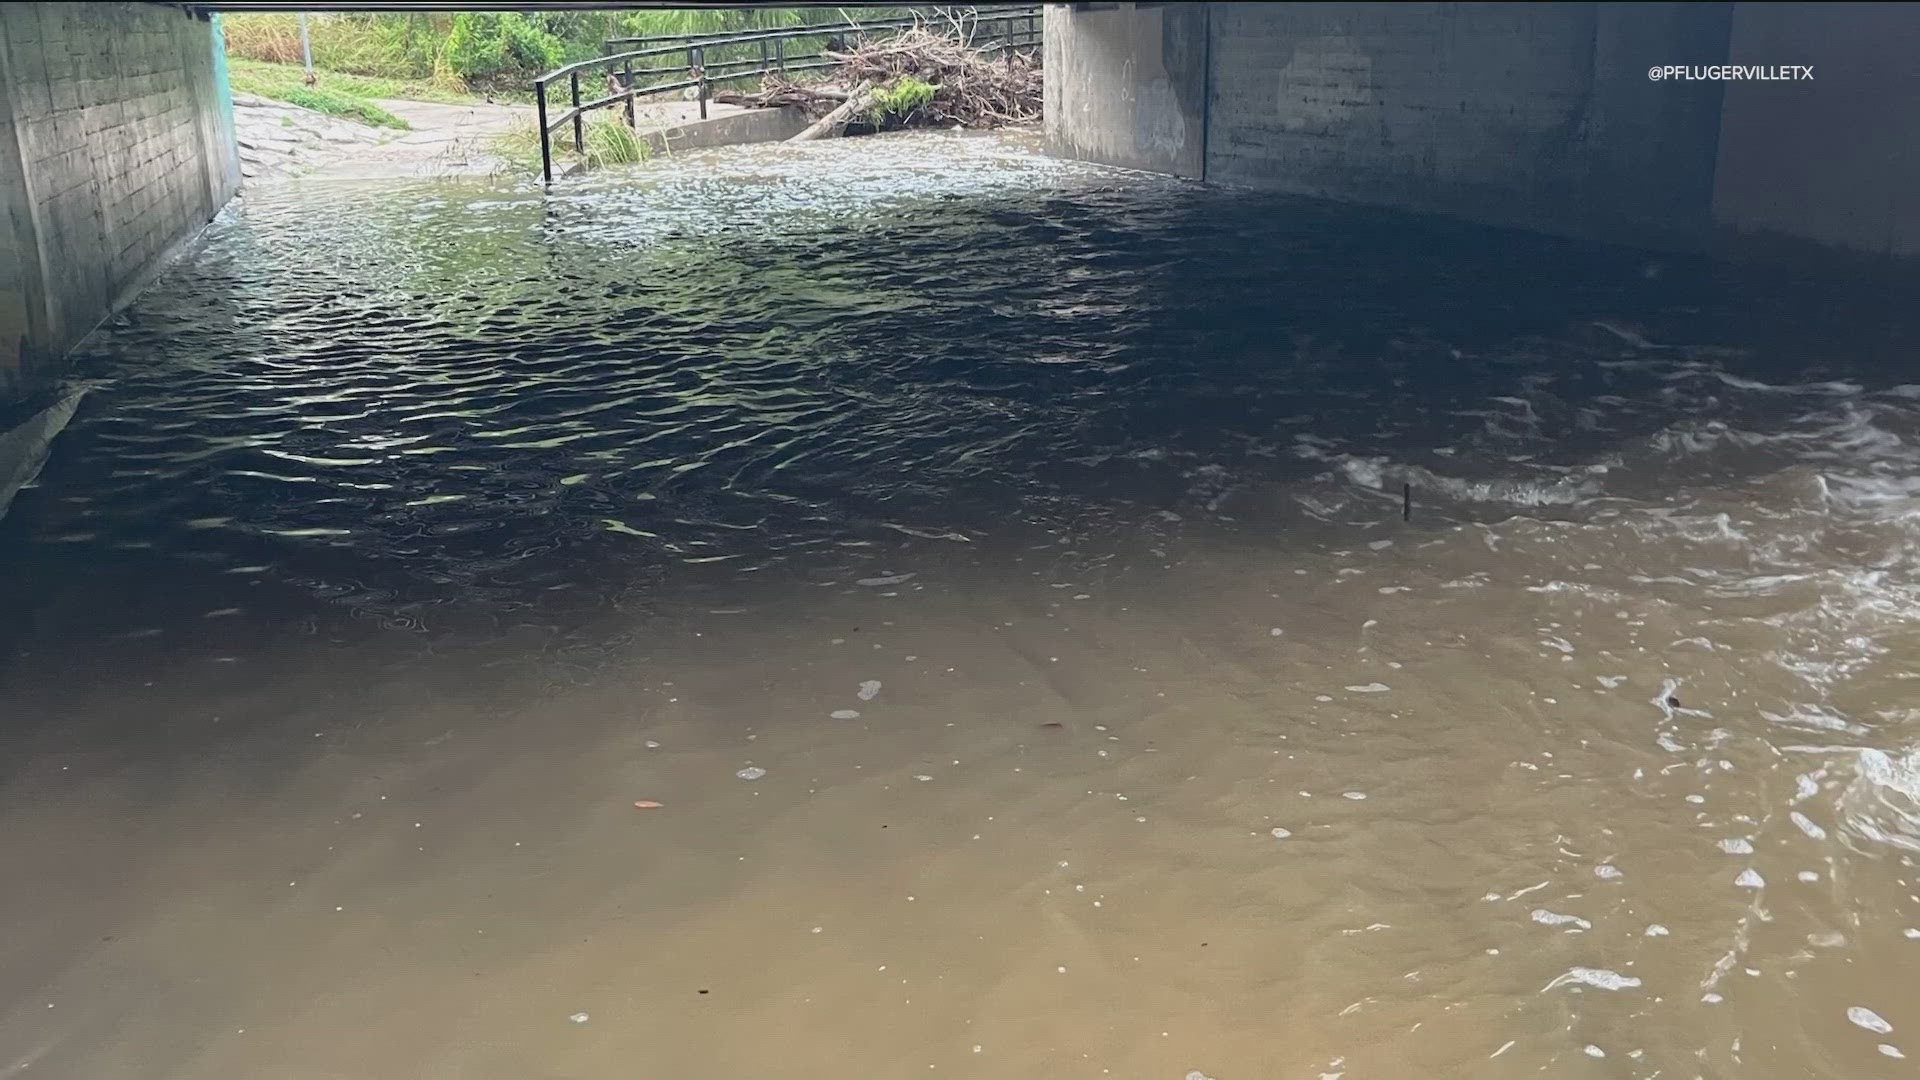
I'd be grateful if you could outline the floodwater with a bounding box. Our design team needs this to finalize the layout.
[2,130,1918,1079]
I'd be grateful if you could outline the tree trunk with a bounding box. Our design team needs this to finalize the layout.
[788,81,875,142]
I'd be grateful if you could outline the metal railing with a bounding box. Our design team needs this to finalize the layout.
[530,6,1042,184]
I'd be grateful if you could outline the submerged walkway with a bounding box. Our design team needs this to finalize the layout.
[234,94,755,182]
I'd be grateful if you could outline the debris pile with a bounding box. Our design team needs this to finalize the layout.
[714,26,1041,139]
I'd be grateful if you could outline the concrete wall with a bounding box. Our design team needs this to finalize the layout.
[639,105,810,158]
[1711,3,1920,261]
[0,2,239,408]
[1044,2,1208,178]
[1202,2,1731,247]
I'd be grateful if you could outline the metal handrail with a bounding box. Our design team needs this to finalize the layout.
[600,6,1040,51]
[603,15,917,52]
[530,6,1042,184]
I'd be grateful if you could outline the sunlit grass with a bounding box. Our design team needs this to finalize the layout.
[494,113,652,175]
[227,63,411,129]
[228,58,473,106]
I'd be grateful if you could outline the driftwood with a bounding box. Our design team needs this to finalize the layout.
[788,80,874,142]
[832,28,1041,128]
[714,26,1042,135]
[714,84,848,108]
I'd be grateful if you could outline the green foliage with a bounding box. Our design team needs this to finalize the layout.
[227,58,472,106]
[583,116,651,168]
[223,8,922,95]
[225,60,412,128]
[277,86,408,129]
[442,13,563,89]
[222,12,457,83]
[493,113,651,175]
[870,76,938,122]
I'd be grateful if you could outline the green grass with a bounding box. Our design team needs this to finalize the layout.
[227,57,476,108]
[494,113,652,175]
[869,76,938,123]
[228,60,423,128]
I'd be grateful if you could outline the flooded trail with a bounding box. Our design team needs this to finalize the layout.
[2,130,1919,1079]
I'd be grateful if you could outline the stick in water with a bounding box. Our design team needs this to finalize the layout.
[1403,482,1412,522]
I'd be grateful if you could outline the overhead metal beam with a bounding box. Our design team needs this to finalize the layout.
[185,1,1017,10]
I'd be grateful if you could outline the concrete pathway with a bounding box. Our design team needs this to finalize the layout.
[232,95,531,181]
[233,94,756,183]
[232,94,393,181]
[308,98,532,179]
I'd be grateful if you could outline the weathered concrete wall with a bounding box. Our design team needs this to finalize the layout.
[1712,3,1920,261]
[1203,2,1731,247]
[640,105,810,157]
[1044,3,1207,178]
[0,2,239,408]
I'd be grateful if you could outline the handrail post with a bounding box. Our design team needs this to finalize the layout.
[693,45,707,120]
[759,38,769,76]
[569,70,583,153]
[623,58,635,128]
[776,37,785,74]
[536,79,552,184]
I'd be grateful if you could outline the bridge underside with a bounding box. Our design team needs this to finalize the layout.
[176,2,969,11]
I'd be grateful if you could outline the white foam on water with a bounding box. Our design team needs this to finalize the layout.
[1530,909,1592,930]
[1848,1006,1893,1035]
[1543,967,1641,992]
[856,680,882,701]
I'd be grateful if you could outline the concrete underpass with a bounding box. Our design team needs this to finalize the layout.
[3,2,1915,431]
[3,4,1920,1078]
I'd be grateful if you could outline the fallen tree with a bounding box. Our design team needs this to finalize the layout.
[712,26,1042,137]
[787,80,875,142]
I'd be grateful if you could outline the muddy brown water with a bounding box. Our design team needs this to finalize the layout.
[3,131,1919,1078]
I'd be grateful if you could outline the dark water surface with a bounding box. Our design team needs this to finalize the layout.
[3,131,1919,1078]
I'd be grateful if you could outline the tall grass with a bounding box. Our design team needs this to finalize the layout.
[224,13,457,83]
[494,113,651,176]
[228,58,469,107]
[227,60,411,128]
[223,8,918,93]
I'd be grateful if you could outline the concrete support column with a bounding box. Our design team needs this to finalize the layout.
[1044,2,1209,179]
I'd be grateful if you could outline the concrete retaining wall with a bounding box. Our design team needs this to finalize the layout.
[1203,2,1730,247]
[638,105,811,157]
[0,2,239,408]
[1711,3,1920,262]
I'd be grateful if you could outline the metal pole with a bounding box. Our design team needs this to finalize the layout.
[776,37,785,75]
[694,45,707,120]
[570,70,583,153]
[298,12,314,80]
[623,59,635,128]
[536,80,552,184]
[760,38,769,76]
